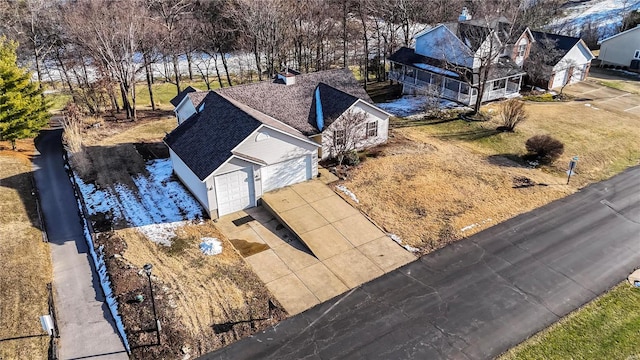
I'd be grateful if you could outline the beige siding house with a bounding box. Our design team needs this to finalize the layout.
[598,25,640,69]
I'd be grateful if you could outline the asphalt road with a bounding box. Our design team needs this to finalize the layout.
[33,129,128,359]
[204,166,640,359]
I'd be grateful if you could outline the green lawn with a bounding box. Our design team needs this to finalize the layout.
[501,283,640,360]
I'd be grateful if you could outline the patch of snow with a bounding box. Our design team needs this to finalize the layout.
[460,218,492,233]
[549,0,640,39]
[412,63,460,78]
[75,158,204,246]
[584,103,600,110]
[377,96,463,117]
[335,185,359,203]
[200,237,223,256]
[75,197,130,353]
[388,233,420,253]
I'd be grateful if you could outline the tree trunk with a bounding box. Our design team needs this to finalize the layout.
[186,51,194,81]
[143,53,156,111]
[342,0,348,68]
[357,4,369,90]
[172,55,181,94]
[120,83,131,119]
[213,55,222,89]
[220,51,232,86]
[253,39,262,81]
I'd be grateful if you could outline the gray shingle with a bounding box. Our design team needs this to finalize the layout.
[218,68,371,135]
[169,86,198,107]
[164,92,263,180]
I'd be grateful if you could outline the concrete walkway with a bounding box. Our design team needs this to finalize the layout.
[217,180,415,315]
[33,130,127,359]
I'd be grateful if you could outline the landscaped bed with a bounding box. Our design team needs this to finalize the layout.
[70,116,285,359]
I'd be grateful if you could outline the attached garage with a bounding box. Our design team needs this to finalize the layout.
[551,69,566,89]
[214,168,256,216]
[262,155,311,193]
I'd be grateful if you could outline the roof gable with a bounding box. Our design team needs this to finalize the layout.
[415,24,474,67]
[530,31,584,64]
[164,92,263,180]
[311,82,359,130]
[170,86,198,107]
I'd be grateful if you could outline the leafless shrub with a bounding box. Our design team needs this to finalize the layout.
[498,99,527,132]
[525,134,564,164]
[62,102,90,175]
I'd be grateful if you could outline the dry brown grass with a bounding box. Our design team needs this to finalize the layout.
[116,222,280,356]
[345,99,640,251]
[0,144,52,359]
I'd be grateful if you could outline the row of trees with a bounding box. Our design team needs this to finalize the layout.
[0,0,578,121]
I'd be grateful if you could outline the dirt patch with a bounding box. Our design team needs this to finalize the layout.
[0,144,52,359]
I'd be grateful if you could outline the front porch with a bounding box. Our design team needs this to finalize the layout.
[388,62,523,106]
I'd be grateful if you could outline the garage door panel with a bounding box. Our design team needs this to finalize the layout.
[215,168,255,216]
[262,156,310,193]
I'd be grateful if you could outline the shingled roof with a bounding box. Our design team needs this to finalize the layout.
[169,86,198,107]
[530,31,583,64]
[217,68,372,135]
[164,91,309,181]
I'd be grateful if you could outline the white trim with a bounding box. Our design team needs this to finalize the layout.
[414,24,440,40]
[598,25,640,45]
[260,124,321,147]
[352,99,394,118]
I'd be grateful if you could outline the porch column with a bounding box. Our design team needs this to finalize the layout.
[457,81,462,101]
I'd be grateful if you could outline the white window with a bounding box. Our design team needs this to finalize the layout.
[518,44,526,57]
[366,121,378,138]
[334,130,345,146]
[635,50,640,59]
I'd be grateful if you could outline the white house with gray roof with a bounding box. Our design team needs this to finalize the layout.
[165,69,390,218]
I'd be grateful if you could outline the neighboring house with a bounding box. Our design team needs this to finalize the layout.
[598,25,640,70]
[529,31,595,90]
[388,8,594,104]
[165,69,390,218]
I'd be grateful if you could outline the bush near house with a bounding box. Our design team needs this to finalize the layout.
[525,135,565,165]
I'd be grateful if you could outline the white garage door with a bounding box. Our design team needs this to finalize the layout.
[214,168,255,216]
[262,156,310,193]
[551,69,566,89]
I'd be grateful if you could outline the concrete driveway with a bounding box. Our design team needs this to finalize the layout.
[217,181,415,315]
[563,80,640,116]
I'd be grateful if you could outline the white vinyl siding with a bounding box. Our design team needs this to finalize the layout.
[262,156,311,193]
[168,149,208,211]
[599,27,640,67]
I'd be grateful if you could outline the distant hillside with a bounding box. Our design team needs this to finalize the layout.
[550,0,640,39]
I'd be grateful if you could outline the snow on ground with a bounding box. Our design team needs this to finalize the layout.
[336,184,360,204]
[389,233,420,253]
[76,158,204,246]
[377,95,462,117]
[550,0,640,39]
[200,238,223,256]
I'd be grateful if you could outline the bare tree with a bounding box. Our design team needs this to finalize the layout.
[65,0,148,120]
[523,36,562,89]
[326,109,370,165]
